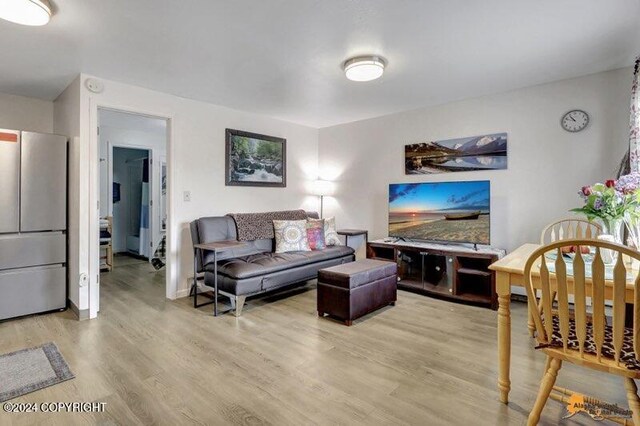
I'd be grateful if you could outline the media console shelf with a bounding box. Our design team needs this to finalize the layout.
[367,239,505,310]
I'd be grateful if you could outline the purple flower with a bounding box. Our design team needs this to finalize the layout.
[594,199,604,210]
[615,173,640,194]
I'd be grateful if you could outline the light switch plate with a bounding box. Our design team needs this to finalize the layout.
[183,191,191,202]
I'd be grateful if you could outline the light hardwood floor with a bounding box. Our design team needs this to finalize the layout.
[0,256,629,425]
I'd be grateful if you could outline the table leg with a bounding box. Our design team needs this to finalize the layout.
[213,250,218,316]
[193,248,198,308]
[496,270,511,404]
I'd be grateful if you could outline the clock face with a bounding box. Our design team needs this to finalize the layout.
[561,110,589,132]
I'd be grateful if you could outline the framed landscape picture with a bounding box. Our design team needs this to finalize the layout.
[225,129,286,187]
[405,132,507,174]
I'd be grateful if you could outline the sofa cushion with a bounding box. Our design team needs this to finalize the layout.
[274,220,311,253]
[323,217,341,246]
[229,209,308,241]
[207,253,354,296]
[206,245,354,280]
[193,216,270,265]
[197,216,237,242]
[306,219,326,250]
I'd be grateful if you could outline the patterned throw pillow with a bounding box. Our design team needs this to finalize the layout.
[306,219,326,250]
[273,220,311,253]
[323,217,341,246]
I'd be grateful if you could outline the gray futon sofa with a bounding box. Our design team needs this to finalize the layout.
[190,211,355,316]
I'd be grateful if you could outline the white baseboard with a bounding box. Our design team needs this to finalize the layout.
[175,287,190,299]
[511,286,526,297]
[175,277,213,299]
[69,299,90,320]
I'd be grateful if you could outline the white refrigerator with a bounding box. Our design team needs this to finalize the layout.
[0,129,68,321]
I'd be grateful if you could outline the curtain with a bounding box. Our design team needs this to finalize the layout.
[630,57,640,172]
[138,159,150,257]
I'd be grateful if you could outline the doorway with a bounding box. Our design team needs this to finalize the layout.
[97,108,168,311]
[112,147,151,258]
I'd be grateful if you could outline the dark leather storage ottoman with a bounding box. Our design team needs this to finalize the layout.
[317,259,397,326]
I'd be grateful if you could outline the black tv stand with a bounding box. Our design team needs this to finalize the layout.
[366,239,505,310]
[385,237,408,243]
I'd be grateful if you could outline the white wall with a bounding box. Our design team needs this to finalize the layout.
[53,77,90,314]
[0,92,53,133]
[73,73,319,316]
[318,67,632,253]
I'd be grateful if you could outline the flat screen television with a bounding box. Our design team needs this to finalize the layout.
[388,180,490,245]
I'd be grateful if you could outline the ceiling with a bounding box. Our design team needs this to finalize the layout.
[1,0,638,128]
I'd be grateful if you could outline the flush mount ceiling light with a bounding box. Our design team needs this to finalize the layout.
[0,0,52,26]
[343,56,386,82]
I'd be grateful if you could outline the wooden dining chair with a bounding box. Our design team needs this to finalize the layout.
[540,218,602,245]
[524,239,640,425]
[526,219,604,336]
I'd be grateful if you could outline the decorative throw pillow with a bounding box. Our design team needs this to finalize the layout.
[323,216,341,246]
[306,219,326,250]
[273,220,311,253]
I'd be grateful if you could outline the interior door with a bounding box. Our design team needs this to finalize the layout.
[0,129,20,234]
[20,132,67,232]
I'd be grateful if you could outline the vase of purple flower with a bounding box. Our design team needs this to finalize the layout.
[602,217,625,245]
[572,180,626,246]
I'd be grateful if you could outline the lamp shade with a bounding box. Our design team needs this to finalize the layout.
[0,0,52,26]
[310,179,334,196]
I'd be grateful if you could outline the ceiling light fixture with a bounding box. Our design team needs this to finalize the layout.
[343,56,386,82]
[0,0,52,26]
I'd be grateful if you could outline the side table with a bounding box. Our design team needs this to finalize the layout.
[337,229,368,249]
[192,240,246,316]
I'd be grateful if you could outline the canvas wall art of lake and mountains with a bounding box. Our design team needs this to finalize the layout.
[388,181,490,245]
[405,132,507,174]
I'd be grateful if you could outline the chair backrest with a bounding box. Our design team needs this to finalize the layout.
[540,218,602,244]
[524,239,640,368]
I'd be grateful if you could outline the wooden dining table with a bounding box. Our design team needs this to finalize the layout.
[488,242,637,404]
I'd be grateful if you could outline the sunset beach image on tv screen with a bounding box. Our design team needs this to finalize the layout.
[388,181,490,244]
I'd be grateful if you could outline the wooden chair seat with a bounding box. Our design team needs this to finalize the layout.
[541,347,640,379]
[542,315,640,371]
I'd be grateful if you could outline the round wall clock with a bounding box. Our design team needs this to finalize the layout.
[561,109,589,132]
